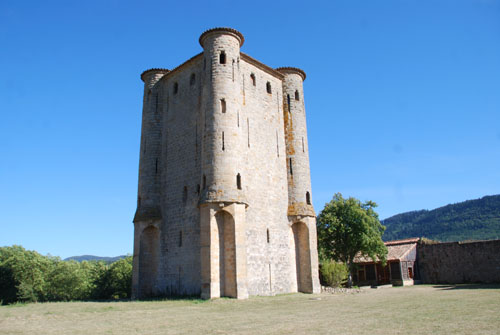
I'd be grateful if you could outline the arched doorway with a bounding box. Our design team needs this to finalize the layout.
[292,222,312,293]
[139,225,160,298]
[215,211,236,297]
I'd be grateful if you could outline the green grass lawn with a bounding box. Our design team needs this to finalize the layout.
[1,284,499,334]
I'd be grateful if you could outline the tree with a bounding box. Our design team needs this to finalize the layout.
[0,245,53,303]
[92,256,132,300]
[44,259,94,301]
[317,193,387,287]
[106,256,132,299]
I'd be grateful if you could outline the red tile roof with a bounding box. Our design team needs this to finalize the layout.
[354,238,419,263]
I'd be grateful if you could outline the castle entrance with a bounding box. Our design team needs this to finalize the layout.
[138,225,160,297]
[292,222,312,293]
[215,211,237,298]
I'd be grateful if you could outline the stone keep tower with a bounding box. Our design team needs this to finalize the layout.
[132,28,321,299]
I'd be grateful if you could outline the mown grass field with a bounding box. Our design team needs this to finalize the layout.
[1,284,499,335]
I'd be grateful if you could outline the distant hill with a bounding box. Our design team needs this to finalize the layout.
[382,195,500,242]
[64,255,128,263]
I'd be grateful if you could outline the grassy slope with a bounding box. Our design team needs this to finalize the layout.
[1,285,499,335]
[382,195,500,241]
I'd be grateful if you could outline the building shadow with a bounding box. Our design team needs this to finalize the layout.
[433,284,500,290]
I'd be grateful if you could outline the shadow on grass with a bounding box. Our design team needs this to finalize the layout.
[132,295,207,304]
[1,295,222,306]
[433,284,500,290]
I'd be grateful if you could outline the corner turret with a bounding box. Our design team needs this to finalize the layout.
[134,68,169,222]
[198,28,247,205]
[277,67,315,217]
[198,27,249,300]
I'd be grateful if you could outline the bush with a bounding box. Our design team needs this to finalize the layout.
[319,259,348,287]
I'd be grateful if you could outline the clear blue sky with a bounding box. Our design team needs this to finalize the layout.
[1,0,499,258]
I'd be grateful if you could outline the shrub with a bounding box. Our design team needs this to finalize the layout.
[319,259,348,287]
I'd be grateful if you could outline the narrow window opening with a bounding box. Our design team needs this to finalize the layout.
[276,131,279,157]
[219,51,226,64]
[237,173,242,190]
[232,59,235,82]
[183,186,188,203]
[220,98,226,113]
[242,76,246,104]
[250,73,256,86]
[155,158,158,174]
[222,132,225,151]
[302,137,305,153]
[197,184,200,194]
[295,90,300,101]
[266,82,272,94]
[203,175,206,189]
[237,111,240,127]
[289,158,293,175]
[190,73,196,85]
[174,82,178,94]
[247,118,250,148]
[287,94,291,112]
[179,231,183,247]
[306,191,311,205]
[266,229,270,243]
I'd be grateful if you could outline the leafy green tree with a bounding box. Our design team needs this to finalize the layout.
[0,245,53,303]
[107,256,132,299]
[0,246,22,304]
[317,193,387,287]
[92,257,132,300]
[44,259,94,301]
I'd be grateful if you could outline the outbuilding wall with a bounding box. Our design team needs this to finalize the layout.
[417,240,500,284]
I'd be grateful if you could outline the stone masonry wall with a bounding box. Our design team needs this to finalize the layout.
[238,59,293,295]
[158,58,204,296]
[417,240,500,284]
[133,28,321,298]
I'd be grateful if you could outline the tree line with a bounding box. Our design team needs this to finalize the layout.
[0,245,132,305]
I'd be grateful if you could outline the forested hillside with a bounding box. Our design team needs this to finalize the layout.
[64,255,127,263]
[382,195,500,242]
